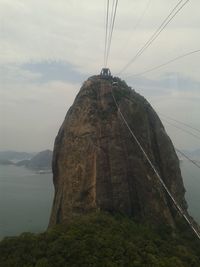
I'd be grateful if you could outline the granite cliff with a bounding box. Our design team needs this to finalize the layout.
[49,76,188,227]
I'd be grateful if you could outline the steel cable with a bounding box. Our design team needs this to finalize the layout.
[118,0,190,74]
[104,0,110,67]
[105,0,119,67]
[111,87,200,240]
[126,49,200,78]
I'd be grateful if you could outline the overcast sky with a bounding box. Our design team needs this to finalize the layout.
[0,0,200,152]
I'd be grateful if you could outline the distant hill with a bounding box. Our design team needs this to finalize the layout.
[15,160,30,167]
[0,151,34,161]
[0,150,53,171]
[16,150,53,170]
[0,159,14,165]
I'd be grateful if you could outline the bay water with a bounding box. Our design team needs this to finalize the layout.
[0,161,199,239]
[0,165,54,239]
[180,160,200,223]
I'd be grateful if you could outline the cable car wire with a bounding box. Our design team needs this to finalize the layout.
[125,49,200,78]
[111,87,200,240]
[106,0,115,65]
[159,113,200,134]
[104,0,110,67]
[176,148,200,169]
[132,0,151,33]
[163,119,200,141]
[118,0,189,74]
[117,0,190,74]
[105,0,119,67]
[119,0,151,56]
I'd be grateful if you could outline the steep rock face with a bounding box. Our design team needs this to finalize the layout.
[49,76,187,227]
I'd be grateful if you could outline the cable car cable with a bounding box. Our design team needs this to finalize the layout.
[125,49,200,78]
[105,0,119,67]
[176,148,200,169]
[163,119,200,141]
[159,113,200,134]
[111,87,200,240]
[104,0,110,67]
[117,0,151,57]
[117,0,190,74]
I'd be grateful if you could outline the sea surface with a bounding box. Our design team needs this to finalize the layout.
[0,165,54,239]
[0,161,199,239]
[181,160,200,224]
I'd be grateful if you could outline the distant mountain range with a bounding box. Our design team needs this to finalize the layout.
[0,150,53,171]
[0,151,34,161]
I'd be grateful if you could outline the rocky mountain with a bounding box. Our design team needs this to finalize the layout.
[49,76,188,228]
[1,76,200,267]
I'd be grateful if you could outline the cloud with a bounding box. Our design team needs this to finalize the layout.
[0,59,84,151]
[22,61,86,84]
[0,0,200,151]
[126,72,200,99]
[0,79,80,151]
[0,0,105,74]
[1,0,200,75]
[0,64,41,85]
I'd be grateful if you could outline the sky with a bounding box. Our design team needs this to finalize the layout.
[0,0,200,152]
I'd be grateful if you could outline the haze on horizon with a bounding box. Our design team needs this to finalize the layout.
[0,0,200,152]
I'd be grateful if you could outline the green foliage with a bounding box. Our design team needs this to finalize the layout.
[0,212,200,267]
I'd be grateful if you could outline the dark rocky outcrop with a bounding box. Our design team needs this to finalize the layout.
[49,76,188,228]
